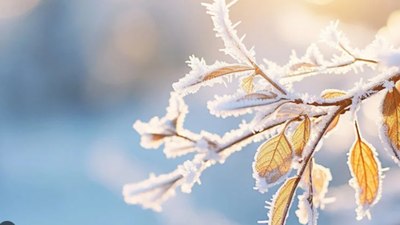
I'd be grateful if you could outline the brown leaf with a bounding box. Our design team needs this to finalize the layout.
[291,115,311,157]
[382,85,400,160]
[254,130,293,185]
[348,122,382,220]
[268,177,298,225]
[203,65,254,81]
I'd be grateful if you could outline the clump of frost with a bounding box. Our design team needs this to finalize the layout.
[382,80,395,91]
[295,193,318,225]
[178,158,210,193]
[319,20,349,49]
[173,56,253,95]
[133,92,188,149]
[207,91,281,118]
[164,136,197,158]
[123,171,182,212]
[202,0,256,64]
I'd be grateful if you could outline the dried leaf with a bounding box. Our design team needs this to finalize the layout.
[348,122,382,220]
[268,177,298,225]
[254,130,293,185]
[382,86,400,160]
[204,65,254,81]
[321,90,346,133]
[173,57,255,95]
[291,115,311,157]
[241,74,255,93]
[321,90,346,99]
[289,63,317,75]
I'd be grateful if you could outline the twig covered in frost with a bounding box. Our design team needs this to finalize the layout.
[124,0,400,224]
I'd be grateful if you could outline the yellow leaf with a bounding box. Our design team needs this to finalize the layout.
[241,75,254,94]
[321,90,346,133]
[254,131,293,185]
[382,85,400,160]
[326,115,340,134]
[203,65,254,81]
[291,115,311,157]
[268,177,298,225]
[348,122,382,220]
[321,89,346,99]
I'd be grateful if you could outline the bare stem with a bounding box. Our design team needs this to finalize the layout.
[254,66,287,95]
[283,47,378,79]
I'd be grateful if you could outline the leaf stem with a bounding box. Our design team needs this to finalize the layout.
[354,121,361,140]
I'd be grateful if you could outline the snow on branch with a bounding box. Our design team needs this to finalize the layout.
[207,90,281,118]
[133,92,189,149]
[123,170,183,212]
[202,0,256,64]
[126,0,400,224]
[123,155,214,211]
[173,55,254,95]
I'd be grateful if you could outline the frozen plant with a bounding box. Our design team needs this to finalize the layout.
[123,0,400,224]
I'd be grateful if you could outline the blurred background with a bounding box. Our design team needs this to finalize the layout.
[1,0,400,224]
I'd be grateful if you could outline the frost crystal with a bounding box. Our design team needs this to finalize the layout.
[123,171,182,212]
[320,21,349,48]
[178,159,206,193]
[173,56,253,95]
[295,193,318,225]
[133,92,188,149]
[202,0,256,64]
[208,91,280,118]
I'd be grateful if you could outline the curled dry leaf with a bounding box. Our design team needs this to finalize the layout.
[254,130,293,186]
[267,177,298,225]
[291,115,311,158]
[241,74,255,93]
[382,85,400,160]
[348,122,382,220]
[321,90,346,133]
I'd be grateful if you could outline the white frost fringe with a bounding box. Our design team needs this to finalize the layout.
[202,0,256,64]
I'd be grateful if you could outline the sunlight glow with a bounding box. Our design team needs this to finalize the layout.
[305,0,334,5]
